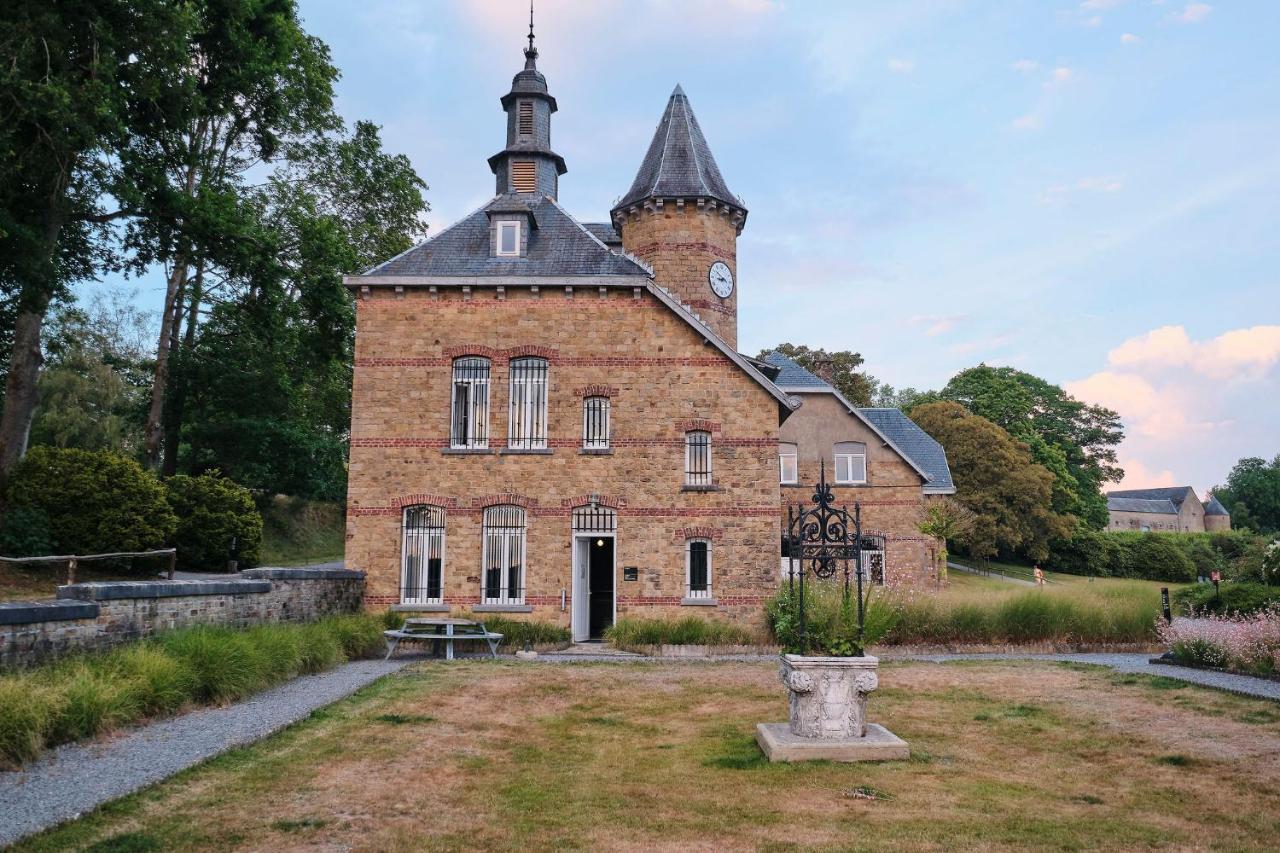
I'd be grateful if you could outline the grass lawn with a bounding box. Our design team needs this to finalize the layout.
[18,660,1280,851]
[258,498,344,567]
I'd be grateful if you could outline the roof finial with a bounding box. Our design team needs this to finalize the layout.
[524,0,538,68]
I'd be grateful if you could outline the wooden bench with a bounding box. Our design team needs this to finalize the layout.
[384,617,503,660]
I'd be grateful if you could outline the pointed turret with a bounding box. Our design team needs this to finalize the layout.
[487,5,566,198]
[612,85,746,347]
[612,85,746,223]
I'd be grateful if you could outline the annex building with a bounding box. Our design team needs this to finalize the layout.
[1106,487,1230,533]
[343,30,951,638]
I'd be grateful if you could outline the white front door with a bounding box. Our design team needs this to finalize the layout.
[571,536,591,642]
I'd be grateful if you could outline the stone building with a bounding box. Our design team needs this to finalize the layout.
[1105,486,1230,533]
[763,353,954,581]
[342,29,951,636]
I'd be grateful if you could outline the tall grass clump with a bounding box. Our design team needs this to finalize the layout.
[606,616,759,651]
[454,614,571,650]
[767,581,898,655]
[0,613,386,769]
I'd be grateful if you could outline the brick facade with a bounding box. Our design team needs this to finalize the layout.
[345,286,784,630]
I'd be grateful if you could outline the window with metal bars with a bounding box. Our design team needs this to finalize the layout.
[582,396,610,449]
[401,506,445,604]
[685,430,712,486]
[508,357,548,449]
[511,160,536,193]
[450,357,490,449]
[572,504,617,533]
[517,100,534,137]
[686,539,712,598]
[482,505,525,604]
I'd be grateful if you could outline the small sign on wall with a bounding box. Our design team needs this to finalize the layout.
[623,566,639,581]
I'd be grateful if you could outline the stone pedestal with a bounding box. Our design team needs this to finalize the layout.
[756,654,908,762]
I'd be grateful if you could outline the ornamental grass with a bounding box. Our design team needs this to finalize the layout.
[0,613,385,769]
[605,616,760,651]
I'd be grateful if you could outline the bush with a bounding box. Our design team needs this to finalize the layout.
[766,582,898,656]
[0,505,53,557]
[165,473,263,571]
[0,613,386,768]
[3,446,176,558]
[1050,529,1265,583]
[1173,582,1280,616]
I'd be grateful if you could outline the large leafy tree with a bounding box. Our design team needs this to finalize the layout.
[910,402,1072,561]
[760,343,879,406]
[0,0,185,483]
[937,365,1123,529]
[175,122,428,498]
[1213,456,1280,534]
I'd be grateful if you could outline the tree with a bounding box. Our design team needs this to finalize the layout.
[0,0,185,482]
[910,402,1072,561]
[917,498,976,583]
[939,365,1123,528]
[760,343,879,406]
[874,384,937,411]
[1214,456,1280,533]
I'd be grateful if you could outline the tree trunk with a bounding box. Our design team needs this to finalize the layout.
[161,264,204,476]
[0,307,49,478]
[144,260,188,469]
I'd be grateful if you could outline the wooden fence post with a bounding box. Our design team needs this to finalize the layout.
[168,550,177,580]
[67,557,78,586]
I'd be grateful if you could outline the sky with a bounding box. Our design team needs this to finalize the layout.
[106,0,1280,496]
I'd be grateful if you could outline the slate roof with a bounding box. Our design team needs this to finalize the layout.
[362,195,649,279]
[1107,497,1179,515]
[582,222,621,246]
[1204,495,1230,516]
[859,409,956,495]
[762,352,953,493]
[612,85,744,214]
[1106,486,1196,509]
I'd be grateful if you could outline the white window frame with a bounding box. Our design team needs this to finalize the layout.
[583,396,610,449]
[401,506,445,605]
[685,430,712,486]
[834,442,867,485]
[508,357,548,449]
[685,539,712,599]
[450,357,490,449]
[779,443,798,484]
[496,220,521,257]
[481,506,526,605]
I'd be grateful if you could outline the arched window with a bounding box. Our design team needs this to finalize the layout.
[583,396,610,449]
[402,506,445,604]
[482,505,526,604]
[508,357,548,449]
[778,442,798,484]
[685,430,712,486]
[834,441,867,485]
[686,539,712,599]
[450,357,490,449]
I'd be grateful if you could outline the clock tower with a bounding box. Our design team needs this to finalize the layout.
[612,85,747,347]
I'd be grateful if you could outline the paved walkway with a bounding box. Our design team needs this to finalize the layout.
[0,657,414,847]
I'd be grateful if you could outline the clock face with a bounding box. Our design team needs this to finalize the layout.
[709,261,734,298]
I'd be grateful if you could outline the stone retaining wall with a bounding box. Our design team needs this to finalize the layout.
[0,567,364,669]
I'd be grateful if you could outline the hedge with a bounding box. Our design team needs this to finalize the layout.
[1046,529,1262,583]
[165,474,263,571]
[1173,582,1280,616]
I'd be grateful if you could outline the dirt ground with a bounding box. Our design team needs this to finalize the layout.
[18,659,1280,852]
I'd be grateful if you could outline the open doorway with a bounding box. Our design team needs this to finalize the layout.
[571,505,617,642]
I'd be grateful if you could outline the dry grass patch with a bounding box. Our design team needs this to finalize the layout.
[15,660,1280,852]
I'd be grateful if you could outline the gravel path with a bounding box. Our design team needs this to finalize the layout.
[0,658,413,847]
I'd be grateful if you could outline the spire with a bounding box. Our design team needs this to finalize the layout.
[612,85,745,218]
[524,0,538,69]
[488,2,565,197]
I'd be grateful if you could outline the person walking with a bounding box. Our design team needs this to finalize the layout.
[1033,564,1045,586]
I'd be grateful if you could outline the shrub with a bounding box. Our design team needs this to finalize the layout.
[165,473,263,571]
[0,505,53,557]
[765,581,898,656]
[607,616,758,651]
[1159,605,1280,674]
[3,446,176,558]
[1173,582,1280,616]
[1108,533,1196,582]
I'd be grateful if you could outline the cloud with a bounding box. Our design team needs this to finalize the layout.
[1108,325,1280,381]
[1081,0,1126,9]
[1038,175,1125,203]
[1011,112,1042,131]
[1174,3,1213,23]
[908,314,967,337]
[1045,66,1074,89]
[1121,32,1141,43]
[1012,59,1040,73]
[1082,15,1103,28]
[887,58,915,74]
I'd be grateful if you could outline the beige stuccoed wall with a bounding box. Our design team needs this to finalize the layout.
[778,392,939,583]
[1204,513,1231,532]
[345,286,782,627]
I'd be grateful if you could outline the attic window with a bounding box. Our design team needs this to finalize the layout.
[518,101,534,137]
[497,221,521,256]
[511,160,537,193]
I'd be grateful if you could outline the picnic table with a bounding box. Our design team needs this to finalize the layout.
[384,617,503,661]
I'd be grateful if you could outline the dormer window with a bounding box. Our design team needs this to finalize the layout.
[497,220,521,256]
[511,160,537,193]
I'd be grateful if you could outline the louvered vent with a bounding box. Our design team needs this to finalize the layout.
[511,161,537,193]
[518,101,534,136]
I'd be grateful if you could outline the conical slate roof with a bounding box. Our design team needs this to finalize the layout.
[1204,495,1230,516]
[613,85,744,214]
